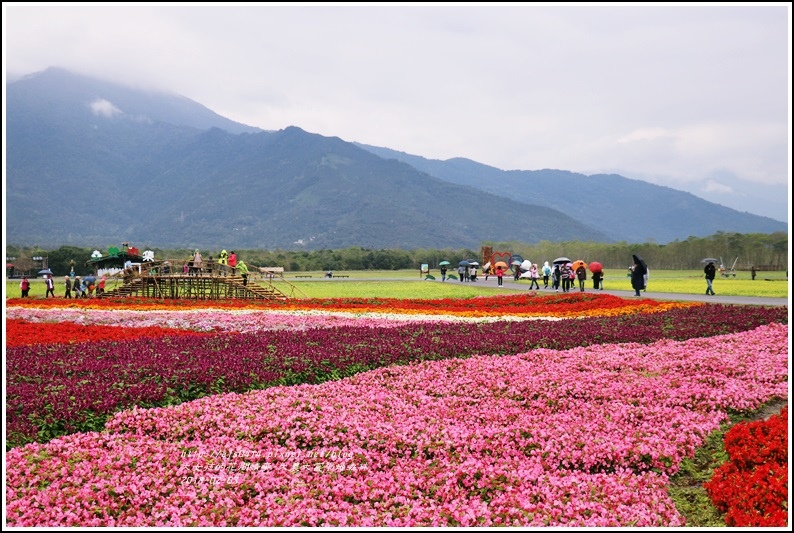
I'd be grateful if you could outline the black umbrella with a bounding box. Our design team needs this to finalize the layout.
[38,269,53,276]
[553,257,571,265]
[701,257,719,264]
[632,254,647,270]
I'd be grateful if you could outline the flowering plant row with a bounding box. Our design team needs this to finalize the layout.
[704,405,788,526]
[5,323,788,527]
[5,299,784,346]
[6,292,694,318]
[6,304,786,449]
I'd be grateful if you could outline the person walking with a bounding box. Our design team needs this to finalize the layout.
[552,264,561,292]
[631,255,647,296]
[64,276,72,298]
[751,266,757,280]
[528,264,540,290]
[236,259,250,286]
[458,264,465,282]
[19,276,30,298]
[75,276,86,298]
[228,251,237,275]
[576,264,587,292]
[561,263,572,293]
[218,250,229,276]
[440,264,447,282]
[45,274,56,298]
[542,261,551,289]
[704,261,717,295]
[496,266,504,287]
[192,249,203,276]
[591,270,603,290]
[96,275,107,296]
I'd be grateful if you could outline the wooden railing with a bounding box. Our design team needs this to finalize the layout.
[96,259,306,300]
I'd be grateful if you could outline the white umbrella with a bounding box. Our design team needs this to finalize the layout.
[520,259,532,271]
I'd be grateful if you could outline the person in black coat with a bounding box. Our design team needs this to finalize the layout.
[704,261,716,295]
[631,255,647,296]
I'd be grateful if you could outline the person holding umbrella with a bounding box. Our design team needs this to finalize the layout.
[83,275,97,298]
[589,262,604,290]
[439,261,449,282]
[44,274,56,298]
[631,254,647,296]
[575,262,587,292]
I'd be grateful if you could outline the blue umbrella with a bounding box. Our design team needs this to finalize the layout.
[458,260,469,267]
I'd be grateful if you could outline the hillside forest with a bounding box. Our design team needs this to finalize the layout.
[5,231,788,278]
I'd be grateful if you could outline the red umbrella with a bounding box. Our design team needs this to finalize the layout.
[588,261,603,273]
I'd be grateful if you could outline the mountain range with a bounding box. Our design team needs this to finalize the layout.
[5,67,787,251]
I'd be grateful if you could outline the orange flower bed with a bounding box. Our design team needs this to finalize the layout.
[6,292,698,318]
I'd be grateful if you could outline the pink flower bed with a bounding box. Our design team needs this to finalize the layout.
[6,323,788,527]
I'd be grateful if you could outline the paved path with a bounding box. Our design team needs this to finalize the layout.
[435,276,789,307]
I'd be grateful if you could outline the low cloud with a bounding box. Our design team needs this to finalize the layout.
[89,98,122,118]
[702,180,734,194]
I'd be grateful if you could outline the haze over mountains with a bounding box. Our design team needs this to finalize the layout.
[5,68,787,251]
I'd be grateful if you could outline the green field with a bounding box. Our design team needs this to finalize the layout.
[271,268,789,299]
[7,269,788,300]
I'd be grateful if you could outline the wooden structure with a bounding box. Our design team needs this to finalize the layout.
[98,260,303,301]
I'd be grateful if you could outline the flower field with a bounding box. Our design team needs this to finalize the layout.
[4,292,789,526]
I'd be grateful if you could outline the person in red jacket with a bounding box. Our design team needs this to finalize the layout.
[19,276,30,297]
[228,251,237,275]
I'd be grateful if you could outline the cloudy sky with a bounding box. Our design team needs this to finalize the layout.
[4,3,791,222]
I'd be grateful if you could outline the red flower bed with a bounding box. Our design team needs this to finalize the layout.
[5,319,213,347]
[704,405,788,526]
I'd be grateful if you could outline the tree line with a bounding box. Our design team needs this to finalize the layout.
[5,231,788,277]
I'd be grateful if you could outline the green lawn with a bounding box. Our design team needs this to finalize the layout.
[6,269,789,300]
[274,268,789,299]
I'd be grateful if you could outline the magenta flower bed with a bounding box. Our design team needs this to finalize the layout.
[5,322,788,527]
[6,305,786,448]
